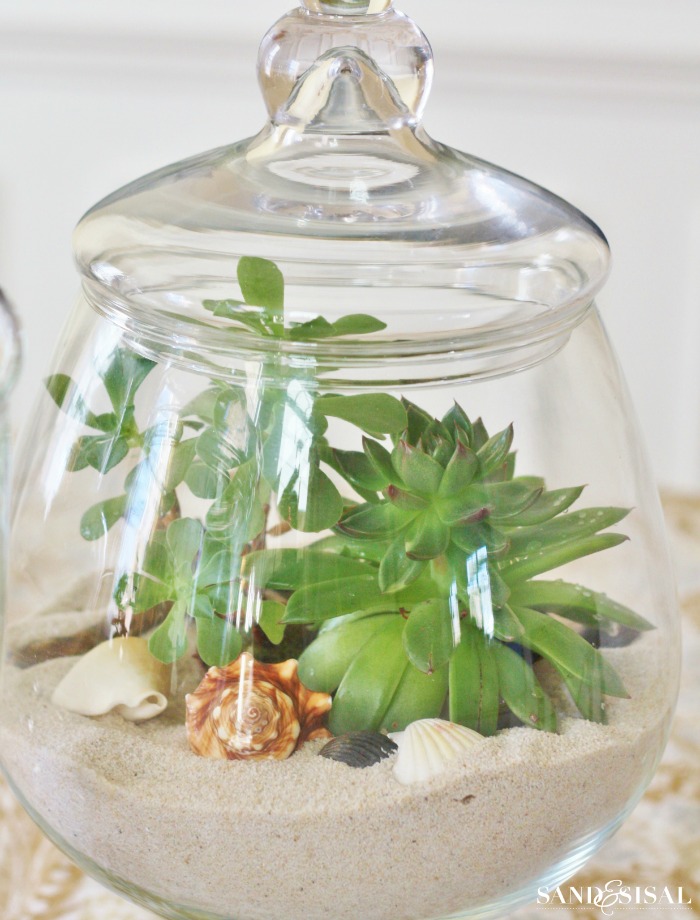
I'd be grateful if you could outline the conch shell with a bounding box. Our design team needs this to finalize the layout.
[390,718,484,784]
[186,653,331,761]
[51,637,170,722]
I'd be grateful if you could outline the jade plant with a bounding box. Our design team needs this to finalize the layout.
[45,256,653,738]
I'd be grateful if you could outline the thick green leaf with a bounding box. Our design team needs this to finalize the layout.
[483,480,544,520]
[330,448,390,492]
[492,642,558,731]
[378,535,426,592]
[80,494,128,541]
[448,630,500,735]
[316,394,407,435]
[258,601,286,645]
[402,398,435,444]
[238,256,284,311]
[504,486,585,526]
[195,614,242,667]
[363,437,400,485]
[382,661,449,733]
[499,533,629,583]
[391,440,444,495]
[336,501,410,539]
[450,521,510,556]
[437,441,478,498]
[403,598,457,674]
[329,616,407,734]
[405,511,450,560]
[508,580,653,633]
[512,606,629,699]
[298,612,395,692]
[476,424,513,476]
[242,548,376,591]
[385,485,429,513]
[148,604,189,664]
[278,466,344,533]
[100,348,156,412]
[441,403,474,443]
[471,418,490,451]
[506,507,630,556]
[282,574,387,624]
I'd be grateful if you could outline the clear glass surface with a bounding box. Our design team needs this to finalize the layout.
[0,2,679,919]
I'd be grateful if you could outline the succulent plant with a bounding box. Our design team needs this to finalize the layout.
[45,256,653,737]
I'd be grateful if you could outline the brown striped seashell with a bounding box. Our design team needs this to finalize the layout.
[185,653,332,761]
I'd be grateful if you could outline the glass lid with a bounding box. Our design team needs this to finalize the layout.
[72,0,610,371]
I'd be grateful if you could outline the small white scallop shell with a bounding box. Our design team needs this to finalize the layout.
[52,637,170,722]
[389,718,484,785]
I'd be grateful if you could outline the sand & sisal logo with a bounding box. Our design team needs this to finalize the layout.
[537,880,693,916]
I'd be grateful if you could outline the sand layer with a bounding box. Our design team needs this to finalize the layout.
[0,637,674,920]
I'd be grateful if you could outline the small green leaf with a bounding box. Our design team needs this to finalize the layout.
[391,441,444,495]
[195,427,246,474]
[316,394,408,436]
[195,615,242,667]
[203,300,267,335]
[164,439,197,492]
[329,617,407,734]
[492,642,557,731]
[238,256,284,310]
[100,348,156,412]
[384,485,429,513]
[499,533,629,583]
[45,374,102,429]
[213,387,247,430]
[68,434,130,474]
[441,403,474,444]
[279,467,344,533]
[402,398,435,444]
[378,535,426,592]
[185,461,224,499]
[180,387,220,424]
[298,612,395,692]
[405,511,450,560]
[482,479,544,520]
[148,604,189,664]
[403,598,457,674]
[258,601,286,645]
[242,549,376,591]
[80,495,128,541]
[450,521,510,556]
[282,574,387,624]
[438,441,478,498]
[166,518,204,574]
[326,314,386,337]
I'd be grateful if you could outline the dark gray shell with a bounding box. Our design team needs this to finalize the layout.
[319,731,398,769]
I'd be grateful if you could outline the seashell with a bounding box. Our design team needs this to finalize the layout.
[51,637,170,722]
[389,718,484,785]
[186,653,331,761]
[319,731,398,769]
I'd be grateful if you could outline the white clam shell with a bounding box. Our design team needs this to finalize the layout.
[389,718,484,785]
[52,637,170,722]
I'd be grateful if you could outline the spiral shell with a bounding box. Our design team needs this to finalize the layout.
[319,731,397,769]
[51,637,170,722]
[390,718,484,784]
[185,653,332,761]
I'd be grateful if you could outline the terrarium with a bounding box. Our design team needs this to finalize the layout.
[0,2,680,919]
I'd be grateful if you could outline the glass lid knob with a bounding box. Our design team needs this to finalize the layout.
[258,0,433,126]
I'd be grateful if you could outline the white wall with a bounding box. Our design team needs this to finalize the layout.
[1,0,699,490]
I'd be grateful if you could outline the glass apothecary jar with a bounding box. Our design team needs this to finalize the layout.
[0,3,680,919]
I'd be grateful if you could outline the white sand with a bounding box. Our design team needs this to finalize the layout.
[0,637,674,920]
